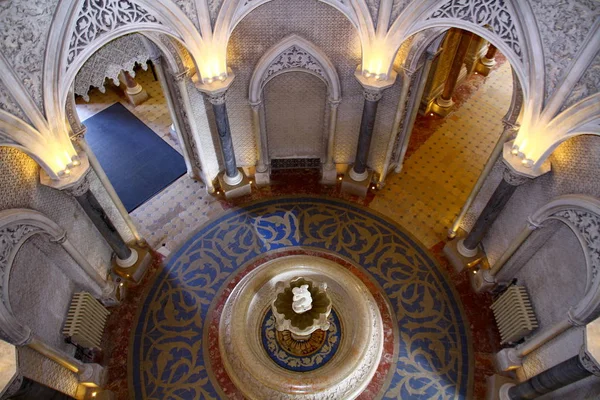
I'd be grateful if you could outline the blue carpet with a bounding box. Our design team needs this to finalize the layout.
[84,103,186,212]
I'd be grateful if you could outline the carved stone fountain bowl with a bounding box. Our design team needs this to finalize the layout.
[219,255,383,400]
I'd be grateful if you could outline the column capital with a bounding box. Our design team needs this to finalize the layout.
[249,100,262,110]
[328,97,342,108]
[502,140,552,179]
[502,167,530,187]
[363,88,384,102]
[205,92,228,105]
[64,170,91,197]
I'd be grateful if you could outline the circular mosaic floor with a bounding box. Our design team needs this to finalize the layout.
[130,197,473,399]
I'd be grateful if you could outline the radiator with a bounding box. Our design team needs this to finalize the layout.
[491,285,538,344]
[63,292,110,350]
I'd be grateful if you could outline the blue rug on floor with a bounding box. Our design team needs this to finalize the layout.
[84,103,186,212]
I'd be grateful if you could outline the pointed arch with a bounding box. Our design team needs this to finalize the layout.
[249,35,342,104]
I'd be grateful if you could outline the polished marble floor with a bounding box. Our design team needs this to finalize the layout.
[78,58,512,399]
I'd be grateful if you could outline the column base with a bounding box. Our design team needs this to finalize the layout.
[495,347,523,371]
[99,280,124,307]
[78,363,107,387]
[125,87,149,106]
[112,244,151,284]
[470,268,497,293]
[320,164,337,185]
[218,168,252,199]
[485,375,517,400]
[443,233,486,272]
[254,166,271,186]
[341,170,373,197]
[430,96,455,117]
[475,58,496,76]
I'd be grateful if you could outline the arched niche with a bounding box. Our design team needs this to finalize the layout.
[263,71,328,162]
[248,35,342,181]
[0,208,117,346]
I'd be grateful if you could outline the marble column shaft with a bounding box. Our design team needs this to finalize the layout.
[70,177,132,260]
[440,31,473,102]
[463,168,529,251]
[211,100,238,179]
[507,354,591,399]
[353,91,381,175]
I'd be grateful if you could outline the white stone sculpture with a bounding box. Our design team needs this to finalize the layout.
[292,284,313,314]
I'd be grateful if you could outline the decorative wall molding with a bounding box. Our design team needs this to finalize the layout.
[74,34,151,101]
[67,0,160,68]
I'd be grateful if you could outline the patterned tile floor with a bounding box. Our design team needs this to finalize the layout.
[79,59,512,399]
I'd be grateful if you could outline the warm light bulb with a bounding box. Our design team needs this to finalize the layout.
[338,176,343,181]
[91,392,97,398]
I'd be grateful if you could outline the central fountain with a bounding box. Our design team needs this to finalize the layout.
[218,255,384,399]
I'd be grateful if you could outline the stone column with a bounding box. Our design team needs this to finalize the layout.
[476,44,498,76]
[322,98,341,185]
[197,70,251,198]
[432,31,473,116]
[151,56,199,180]
[66,173,138,269]
[342,67,397,197]
[119,70,149,106]
[394,49,438,174]
[349,88,382,182]
[206,92,242,185]
[457,167,529,258]
[251,100,270,186]
[172,69,216,193]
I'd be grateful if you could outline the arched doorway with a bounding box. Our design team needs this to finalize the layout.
[372,27,521,248]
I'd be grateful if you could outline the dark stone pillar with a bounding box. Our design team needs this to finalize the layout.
[206,92,242,185]
[459,168,529,257]
[349,89,383,181]
[507,354,591,399]
[68,174,132,261]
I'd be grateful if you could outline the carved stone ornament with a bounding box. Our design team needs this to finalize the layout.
[363,88,383,102]
[263,45,328,86]
[502,167,530,186]
[428,0,523,61]
[67,0,161,67]
[74,34,151,101]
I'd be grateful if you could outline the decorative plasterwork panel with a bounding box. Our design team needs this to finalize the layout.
[67,0,161,67]
[390,0,412,29]
[0,82,31,126]
[208,0,224,27]
[529,0,599,102]
[553,209,600,285]
[74,34,150,101]
[365,0,379,30]
[0,0,59,112]
[172,0,201,31]
[561,50,600,113]
[428,0,523,61]
[263,46,327,86]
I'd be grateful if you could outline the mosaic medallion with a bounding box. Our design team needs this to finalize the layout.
[262,307,341,372]
[131,197,473,399]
